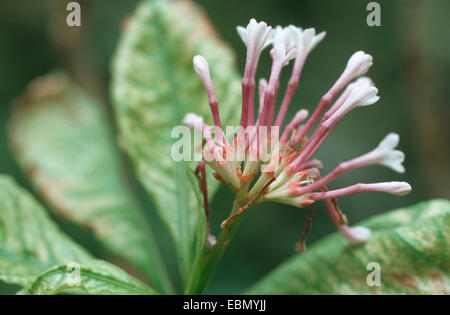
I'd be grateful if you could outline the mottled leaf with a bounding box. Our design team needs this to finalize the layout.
[20,260,156,295]
[111,0,241,281]
[248,199,450,294]
[0,175,91,286]
[8,73,172,293]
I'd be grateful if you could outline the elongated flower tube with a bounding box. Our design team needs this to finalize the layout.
[280,109,308,143]
[309,182,412,200]
[287,133,407,198]
[275,27,326,126]
[321,77,373,122]
[183,18,411,248]
[193,55,224,142]
[291,51,373,148]
[237,19,274,128]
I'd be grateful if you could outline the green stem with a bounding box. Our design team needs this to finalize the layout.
[187,200,246,294]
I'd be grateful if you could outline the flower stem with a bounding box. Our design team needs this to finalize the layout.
[186,200,245,294]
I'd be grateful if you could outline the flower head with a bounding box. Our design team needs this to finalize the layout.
[184,18,411,248]
[237,19,274,55]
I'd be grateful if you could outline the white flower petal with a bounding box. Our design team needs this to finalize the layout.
[347,80,379,108]
[236,26,247,43]
[311,31,326,50]
[375,133,405,173]
[270,43,296,66]
[378,132,399,150]
[237,19,273,53]
[290,27,326,58]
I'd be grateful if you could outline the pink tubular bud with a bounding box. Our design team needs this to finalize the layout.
[280,109,309,142]
[339,225,371,245]
[238,19,273,128]
[343,51,373,81]
[183,113,203,130]
[365,181,412,196]
[193,55,223,137]
[273,27,325,127]
[309,181,412,200]
[193,55,209,77]
[328,51,373,95]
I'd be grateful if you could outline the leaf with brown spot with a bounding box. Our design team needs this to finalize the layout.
[19,260,157,295]
[110,0,242,283]
[0,175,91,287]
[248,199,450,294]
[8,73,172,293]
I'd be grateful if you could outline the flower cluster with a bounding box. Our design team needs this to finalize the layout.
[185,19,411,247]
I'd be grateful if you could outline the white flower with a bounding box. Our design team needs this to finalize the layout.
[355,76,374,86]
[270,25,325,67]
[291,27,326,57]
[371,133,406,173]
[270,26,297,66]
[270,43,297,66]
[323,77,373,120]
[343,51,373,80]
[190,18,411,248]
[344,78,379,109]
[237,19,274,55]
[342,133,405,173]
[273,25,298,52]
[326,76,379,122]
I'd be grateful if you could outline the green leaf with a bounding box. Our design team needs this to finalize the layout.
[0,175,91,286]
[19,260,157,295]
[8,73,172,293]
[248,199,450,294]
[111,0,241,282]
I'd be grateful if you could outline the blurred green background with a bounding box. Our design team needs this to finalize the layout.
[0,0,448,294]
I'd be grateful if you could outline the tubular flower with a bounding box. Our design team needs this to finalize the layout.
[184,19,411,247]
